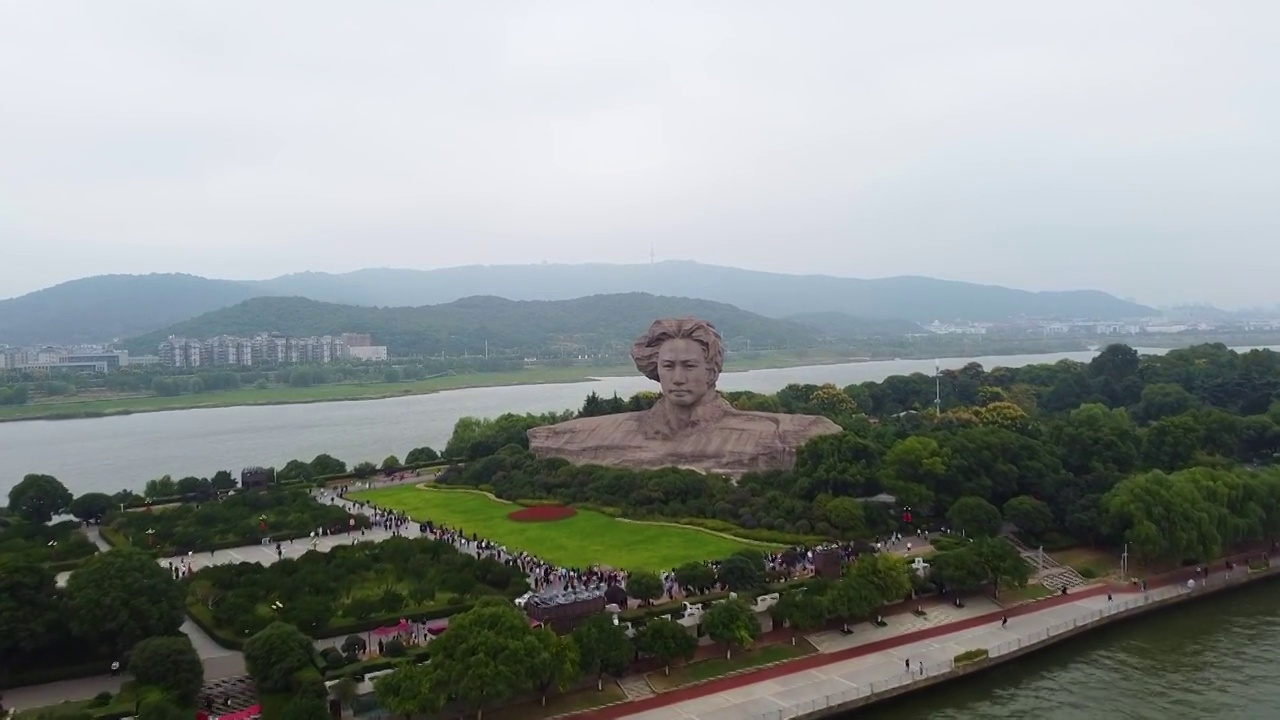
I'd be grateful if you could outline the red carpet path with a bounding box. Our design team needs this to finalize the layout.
[568,559,1251,720]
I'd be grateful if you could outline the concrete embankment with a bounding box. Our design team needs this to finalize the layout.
[775,565,1280,720]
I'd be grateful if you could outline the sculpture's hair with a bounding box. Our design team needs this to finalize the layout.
[631,317,724,383]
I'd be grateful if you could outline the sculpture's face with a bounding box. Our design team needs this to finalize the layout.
[657,338,712,407]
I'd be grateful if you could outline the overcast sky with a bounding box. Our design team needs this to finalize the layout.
[1,1,1277,308]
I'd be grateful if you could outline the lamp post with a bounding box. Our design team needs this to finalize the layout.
[1121,543,1129,581]
[145,528,156,547]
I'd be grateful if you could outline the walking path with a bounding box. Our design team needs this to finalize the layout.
[575,564,1266,720]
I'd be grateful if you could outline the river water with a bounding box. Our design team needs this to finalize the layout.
[855,579,1280,720]
[5,347,1278,498]
[2,349,1114,497]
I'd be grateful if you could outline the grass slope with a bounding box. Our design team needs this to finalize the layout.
[348,485,759,571]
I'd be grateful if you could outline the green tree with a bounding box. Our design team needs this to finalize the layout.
[673,562,715,593]
[243,622,317,693]
[771,590,828,644]
[826,575,879,631]
[572,613,632,690]
[625,571,664,606]
[0,560,60,677]
[425,598,542,717]
[529,627,580,704]
[808,383,860,417]
[928,546,989,593]
[381,455,401,470]
[68,492,113,523]
[634,618,698,675]
[7,474,74,523]
[210,470,237,491]
[1002,495,1054,539]
[65,548,185,655]
[716,554,764,592]
[352,461,378,479]
[1136,382,1197,423]
[374,663,438,720]
[405,446,440,464]
[972,537,1030,596]
[1102,469,1225,565]
[128,636,204,707]
[143,475,178,499]
[1052,404,1139,477]
[847,552,913,609]
[883,436,947,506]
[703,598,760,659]
[946,496,1003,538]
[309,453,347,476]
[824,497,867,537]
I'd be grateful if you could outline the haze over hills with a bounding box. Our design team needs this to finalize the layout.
[0,261,1156,346]
[122,294,831,358]
[255,262,1155,320]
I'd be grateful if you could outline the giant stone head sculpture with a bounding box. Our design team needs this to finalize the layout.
[630,318,725,408]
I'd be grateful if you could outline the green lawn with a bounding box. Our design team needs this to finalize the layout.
[348,485,765,571]
[998,582,1055,603]
[647,641,817,692]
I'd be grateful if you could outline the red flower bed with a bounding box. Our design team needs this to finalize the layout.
[507,505,577,522]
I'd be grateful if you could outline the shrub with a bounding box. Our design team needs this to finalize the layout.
[89,691,114,708]
[384,638,406,657]
[953,648,990,665]
[930,535,970,553]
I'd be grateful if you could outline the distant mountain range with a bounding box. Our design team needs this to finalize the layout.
[0,261,1156,346]
[122,294,837,357]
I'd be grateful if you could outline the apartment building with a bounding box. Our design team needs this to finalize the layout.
[158,333,357,368]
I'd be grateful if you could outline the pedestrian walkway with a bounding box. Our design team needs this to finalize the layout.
[574,573,1256,720]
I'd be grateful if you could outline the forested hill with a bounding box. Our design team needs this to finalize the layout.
[122,293,825,357]
[0,274,257,345]
[2,262,1156,345]
[255,262,1156,320]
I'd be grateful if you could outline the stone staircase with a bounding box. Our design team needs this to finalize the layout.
[1003,535,1089,593]
[617,674,656,700]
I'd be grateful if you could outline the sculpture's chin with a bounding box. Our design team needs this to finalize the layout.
[666,394,701,407]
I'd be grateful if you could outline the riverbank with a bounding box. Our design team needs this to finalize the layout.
[0,345,1034,424]
[575,557,1280,720]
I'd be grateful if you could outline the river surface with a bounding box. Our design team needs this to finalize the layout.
[1,347,1271,497]
[853,578,1280,720]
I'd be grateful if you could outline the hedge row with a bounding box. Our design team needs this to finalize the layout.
[187,598,485,651]
[45,555,94,573]
[665,516,825,546]
[323,646,431,679]
[105,524,296,555]
[313,458,452,485]
[186,601,248,650]
[617,576,822,623]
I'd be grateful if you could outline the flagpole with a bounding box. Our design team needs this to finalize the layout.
[934,359,941,415]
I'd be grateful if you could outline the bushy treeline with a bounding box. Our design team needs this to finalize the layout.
[440,343,1280,562]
